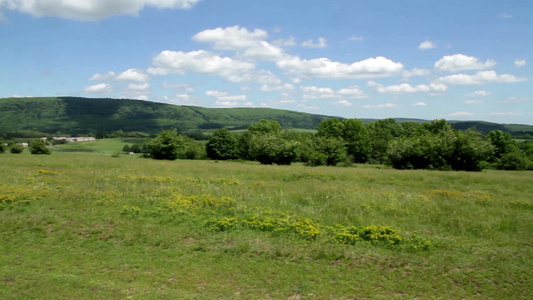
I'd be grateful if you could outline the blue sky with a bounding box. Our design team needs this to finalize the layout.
[1,0,532,124]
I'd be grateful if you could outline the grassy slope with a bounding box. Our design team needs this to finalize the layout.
[0,97,333,135]
[0,147,531,299]
[1,97,532,137]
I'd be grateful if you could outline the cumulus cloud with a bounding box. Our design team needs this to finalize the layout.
[0,0,201,21]
[89,71,115,81]
[273,36,296,47]
[434,54,496,72]
[418,40,437,50]
[349,36,364,42]
[116,69,150,82]
[363,103,402,109]
[515,59,526,67]
[367,81,447,93]
[300,85,367,100]
[260,83,295,92]
[277,56,403,79]
[148,50,255,82]
[206,90,247,101]
[192,26,285,61]
[302,37,327,48]
[436,70,526,85]
[412,102,427,106]
[333,100,353,107]
[465,100,483,104]
[450,111,474,116]
[84,83,112,94]
[497,13,512,19]
[402,68,431,79]
[126,83,150,91]
[465,90,491,97]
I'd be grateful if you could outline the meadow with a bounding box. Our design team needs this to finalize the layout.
[0,142,531,299]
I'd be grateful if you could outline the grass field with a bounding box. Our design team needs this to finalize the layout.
[0,145,531,299]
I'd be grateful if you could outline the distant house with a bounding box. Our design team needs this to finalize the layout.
[53,136,96,142]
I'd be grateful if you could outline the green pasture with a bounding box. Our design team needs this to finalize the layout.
[0,148,531,298]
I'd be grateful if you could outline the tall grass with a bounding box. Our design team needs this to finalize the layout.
[0,152,531,298]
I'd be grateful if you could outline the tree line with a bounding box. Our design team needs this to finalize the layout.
[140,118,533,171]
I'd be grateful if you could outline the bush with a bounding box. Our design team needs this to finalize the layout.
[10,144,24,154]
[0,143,5,153]
[497,151,528,170]
[29,139,51,155]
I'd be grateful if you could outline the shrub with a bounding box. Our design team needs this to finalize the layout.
[10,144,24,154]
[497,151,528,170]
[0,143,6,153]
[29,139,51,155]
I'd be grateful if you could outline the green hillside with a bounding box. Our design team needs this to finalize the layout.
[0,97,333,136]
[1,97,532,137]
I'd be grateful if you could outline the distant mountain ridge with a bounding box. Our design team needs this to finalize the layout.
[1,97,531,136]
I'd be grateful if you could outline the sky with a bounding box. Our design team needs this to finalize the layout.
[1,0,532,125]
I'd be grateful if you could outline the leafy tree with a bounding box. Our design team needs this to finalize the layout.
[448,130,494,171]
[249,134,298,165]
[496,151,528,170]
[206,128,238,160]
[311,136,347,166]
[122,144,131,152]
[341,118,370,163]
[236,131,253,160]
[486,130,519,161]
[317,118,344,138]
[143,129,183,160]
[248,119,283,135]
[29,139,51,155]
[0,142,5,153]
[366,119,402,163]
[10,144,24,154]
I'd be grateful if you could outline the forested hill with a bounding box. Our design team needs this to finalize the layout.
[1,96,532,137]
[0,97,333,136]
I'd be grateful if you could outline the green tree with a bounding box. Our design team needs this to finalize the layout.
[122,144,131,152]
[249,134,298,165]
[486,130,519,161]
[10,144,24,154]
[29,139,51,155]
[248,119,283,135]
[206,128,238,160]
[310,136,347,166]
[0,142,5,153]
[143,129,183,160]
[366,119,402,163]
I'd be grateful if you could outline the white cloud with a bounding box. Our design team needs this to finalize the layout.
[300,85,367,100]
[450,111,474,116]
[402,68,430,79]
[465,90,491,97]
[336,86,368,99]
[89,71,115,81]
[497,13,512,19]
[277,56,403,79]
[148,50,255,82]
[273,36,296,47]
[206,90,247,102]
[349,36,364,42]
[368,81,447,94]
[363,103,402,109]
[260,83,295,92]
[333,100,353,107]
[412,102,427,106]
[489,112,522,116]
[434,54,496,72]
[192,26,285,61]
[418,40,437,50]
[126,83,150,91]
[84,83,112,94]
[116,69,149,82]
[436,70,526,85]
[515,59,527,67]
[465,100,483,104]
[500,96,530,103]
[0,0,201,21]
[302,37,327,48]
[133,95,149,101]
